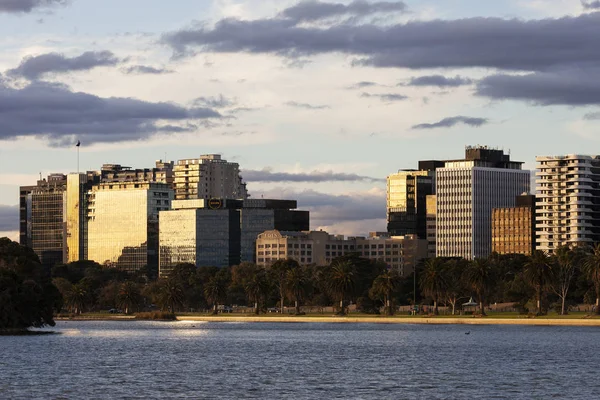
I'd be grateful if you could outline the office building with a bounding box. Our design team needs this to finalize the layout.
[436,146,530,259]
[492,194,536,255]
[87,182,173,273]
[256,230,427,276]
[536,155,600,252]
[159,199,242,277]
[426,195,437,258]
[99,161,173,185]
[19,174,67,265]
[240,199,310,263]
[173,154,248,200]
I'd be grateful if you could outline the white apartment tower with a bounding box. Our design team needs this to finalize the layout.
[536,155,600,253]
[436,146,530,259]
[173,154,248,200]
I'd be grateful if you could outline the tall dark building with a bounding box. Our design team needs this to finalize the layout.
[19,174,67,266]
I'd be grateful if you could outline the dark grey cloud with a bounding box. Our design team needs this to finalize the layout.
[582,1,600,9]
[0,205,18,232]
[121,65,174,75]
[0,81,221,146]
[243,169,384,183]
[163,12,600,72]
[280,0,407,23]
[404,75,473,88]
[285,101,330,110]
[0,0,67,13]
[257,188,385,224]
[193,94,236,108]
[583,111,600,120]
[412,116,489,130]
[347,81,378,89]
[7,51,119,80]
[476,69,600,106]
[360,92,407,102]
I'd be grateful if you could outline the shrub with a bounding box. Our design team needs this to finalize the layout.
[135,311,177,321]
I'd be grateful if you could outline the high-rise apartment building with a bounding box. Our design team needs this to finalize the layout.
[87,182,173,273]
[19,174,67,265]
[492,194,536,255]
[536,155,600,252]
[99,161,173,185]
[173,155,248,200]
[436,146,530,259]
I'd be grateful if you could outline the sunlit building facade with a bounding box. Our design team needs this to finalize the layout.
[492,195,536,255]
[87,182,173,273]
[173,154,248,200]
[426,194,437,258]
[536,155,600,253]
[436,146,530,259]
[386,169,434,238]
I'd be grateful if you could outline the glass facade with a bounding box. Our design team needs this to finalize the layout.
[87,182,172,273]
[159,208,241,277]
[386,170,433,238]
[66,173,89,262]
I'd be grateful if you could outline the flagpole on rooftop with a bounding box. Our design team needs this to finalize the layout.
[76,140,81,174]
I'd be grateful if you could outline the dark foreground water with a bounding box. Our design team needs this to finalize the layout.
[1,321,600,399]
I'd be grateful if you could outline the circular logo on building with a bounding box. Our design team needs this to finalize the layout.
[208,198,223,209]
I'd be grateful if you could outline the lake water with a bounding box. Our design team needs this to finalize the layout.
[1,321,600,399]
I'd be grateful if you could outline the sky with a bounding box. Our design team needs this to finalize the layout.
[1,0,600,241]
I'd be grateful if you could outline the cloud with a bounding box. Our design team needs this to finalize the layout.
[412,116,489,130]
[243,169,384,183]
[121,65,174,75]
[0,81,221,146]
[476,69,600,106]
[163,12,600,72]
[193,94,236,108]
[285,101,330,110]
[360,92,407,102]
[0,205,18,232]
[404,75,473,88]
[257,188,386,231]
[346,81,378,89]
[582,1,600,10]
[583,111,600,120]
[280,0,407,23]
[7,51,119,80]
[0,0,67,13]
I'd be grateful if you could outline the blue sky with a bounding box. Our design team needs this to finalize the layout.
[1,0,599,240]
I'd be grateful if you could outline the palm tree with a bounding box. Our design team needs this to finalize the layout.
[65,284,88,315]
[463,258,493,316]
[369,270,400,316]
[117,281,142,315]
[328,260,356,315]
[204,277,227,314]
[244,268,270,315]
[523,250,553,315]
[285,267,308,315]
[419,258,446,315]
[583,243,600,314]
[160,279,185,313]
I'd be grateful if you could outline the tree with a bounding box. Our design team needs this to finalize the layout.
[583,244,600,314]
[550,246,578,315]
[420,258,446,315]
[444,259,467,315]
[117,281,142,315]
[285,267,309,315]
[328,260,356,315]
[369,270,400,316]
[204,276,227,314]
[65,283,89,315]
[523,250,553,315]
[463,258,494,316]
[244,268,270,315]
[159,279,185,313]
[269,259,299,313]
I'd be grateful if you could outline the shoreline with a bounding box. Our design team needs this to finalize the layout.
[55,315,600,326]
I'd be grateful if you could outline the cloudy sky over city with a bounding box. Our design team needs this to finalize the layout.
[1,0,600,240]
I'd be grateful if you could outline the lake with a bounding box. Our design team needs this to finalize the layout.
[1,320,599,399]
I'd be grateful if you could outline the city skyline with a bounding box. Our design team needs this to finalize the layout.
[2,0,600,240]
